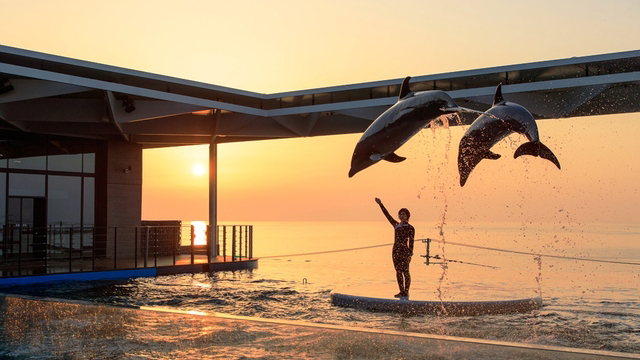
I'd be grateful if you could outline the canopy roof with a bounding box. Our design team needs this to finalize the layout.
[1,45,639,147]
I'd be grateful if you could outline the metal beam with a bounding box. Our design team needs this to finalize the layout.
[0,79,90,104]
[104,91,130,141]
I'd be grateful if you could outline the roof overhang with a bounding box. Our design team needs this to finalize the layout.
[1,45,639,147]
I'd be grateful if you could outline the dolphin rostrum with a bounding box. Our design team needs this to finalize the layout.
[457,84,561,187]
[348,76,461,177]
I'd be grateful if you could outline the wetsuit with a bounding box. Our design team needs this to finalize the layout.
[377,202,414,295]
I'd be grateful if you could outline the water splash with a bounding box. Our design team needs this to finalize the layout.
[435,205,449,317]
[531,254,543,341]
[442,106,505,122]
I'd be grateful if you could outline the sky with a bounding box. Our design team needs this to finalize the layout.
[2,0,640,224]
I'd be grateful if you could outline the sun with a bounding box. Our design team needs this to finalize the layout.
[192,163,206,176]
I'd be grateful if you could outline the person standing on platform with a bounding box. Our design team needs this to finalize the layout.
[375,198,414,298]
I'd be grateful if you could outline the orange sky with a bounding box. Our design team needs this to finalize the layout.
[2,0,640,224]
[142,114,640,223]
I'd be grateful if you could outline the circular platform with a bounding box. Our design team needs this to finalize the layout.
[331,284,543,316]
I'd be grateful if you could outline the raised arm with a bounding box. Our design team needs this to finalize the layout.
[375,198,398,226]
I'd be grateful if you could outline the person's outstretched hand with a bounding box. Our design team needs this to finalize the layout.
[375,198,382,205]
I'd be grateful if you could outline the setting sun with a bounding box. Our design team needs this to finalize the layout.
[192,163,206,176]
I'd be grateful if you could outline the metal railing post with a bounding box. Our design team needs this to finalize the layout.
[239,226,243,260]
[92,227,96,271]
[232,226,236,262]
[134,227,138,268]
[190,224,195,265]
[43,225,48,273]
[206,225,211,265]
[114,227,118,270]
[144,226,149,268]
[18,225,22,275]
[79,226,84,272]
[222,226,226,262]
[69,226,73,272]
[45,225,50,273]
[249,226,253,260]
[172,226,176,266]
[154,228,158,268]
[244,226,248,259]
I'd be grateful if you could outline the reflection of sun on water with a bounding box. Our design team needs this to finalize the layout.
[191,221,207,246]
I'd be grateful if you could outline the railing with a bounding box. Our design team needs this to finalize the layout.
[0,223,253,278]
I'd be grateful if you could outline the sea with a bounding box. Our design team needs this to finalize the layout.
[1,220,639,354]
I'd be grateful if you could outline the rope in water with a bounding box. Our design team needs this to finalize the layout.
[259,242,393,259]
[420,237,640,267]
[259,237,640,267]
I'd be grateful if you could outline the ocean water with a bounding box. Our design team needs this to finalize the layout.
[2,221,639,354]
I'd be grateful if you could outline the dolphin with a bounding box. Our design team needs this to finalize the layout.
[348,76,461,177]
[457,83,561,187]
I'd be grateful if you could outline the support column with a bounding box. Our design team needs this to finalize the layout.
[208,109,221,264]
[209,137,217,261]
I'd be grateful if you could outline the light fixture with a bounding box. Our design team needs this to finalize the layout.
[0,77,14,95]
[124,165,132,174]
[121,96,135,113]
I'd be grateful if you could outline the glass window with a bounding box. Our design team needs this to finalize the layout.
[83,178,94,226]
[8,138,47,171]
[7,197,20,226]
[0,137,7,169]
[48,154,83,172]
[9,156,46,170]
[48,176,81,227]
[8,174,45,197]
[83,153,95,173]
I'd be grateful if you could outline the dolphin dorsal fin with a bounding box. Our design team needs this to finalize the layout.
[493,83,504,106]
[399,76,412,100]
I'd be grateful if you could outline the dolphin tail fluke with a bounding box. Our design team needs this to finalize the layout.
[383,152,406,163]
[514,141,561,169]
[459,173,469,187]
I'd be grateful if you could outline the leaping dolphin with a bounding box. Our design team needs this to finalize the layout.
[348,76,461,177]
[457,84,561,187]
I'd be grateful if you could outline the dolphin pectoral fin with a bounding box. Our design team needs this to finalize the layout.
[383,152,407,163]
[514,141,561,169]
[484,151,501,160]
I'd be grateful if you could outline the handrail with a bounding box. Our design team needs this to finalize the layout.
[0,223,253,278]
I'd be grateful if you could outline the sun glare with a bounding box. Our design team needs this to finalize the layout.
[191,221,207,246]
[192,163,206,176]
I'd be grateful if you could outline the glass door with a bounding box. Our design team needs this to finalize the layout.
[7,196,47,274]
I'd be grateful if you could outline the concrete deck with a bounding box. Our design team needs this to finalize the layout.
[0,254,258,285]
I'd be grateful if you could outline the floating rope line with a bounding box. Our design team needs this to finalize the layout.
[259,242,394,259]
[259,238,640,267]
[418,238,640,267]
